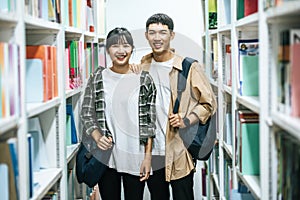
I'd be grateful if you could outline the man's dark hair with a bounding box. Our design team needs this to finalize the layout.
[146,13,174,31]
[106,27,134,51]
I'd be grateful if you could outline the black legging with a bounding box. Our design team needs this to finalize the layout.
[98,168,145,200]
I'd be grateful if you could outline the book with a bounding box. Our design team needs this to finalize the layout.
[0,42,10,118]
[275,131,300,199]
[50,46,58,97]
[290,30,300,117]
[0,164,9,200]
[278,29,300,116]
[26,45,53,101]
[225,112,232,145]
[0,140,17,200]
[28,116,50,169]
[26,59,44,102]
[27,134,34,197]
[208,0,217,29]
[237,0,245,20]
[66,114,72,145]
[8,43,20,116]
[225,44,232,86]
[244,0,258,17]
[66,104,78,144]
[7,137,19,199]
[237,110,260,175]
[238,39,259,96]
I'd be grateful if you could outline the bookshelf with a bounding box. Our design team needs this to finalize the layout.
[0,0,106,199]
[201,0,300,199]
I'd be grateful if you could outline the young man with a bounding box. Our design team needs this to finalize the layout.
[140,13,217,200]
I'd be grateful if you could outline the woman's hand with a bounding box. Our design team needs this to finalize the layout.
[91,130,113,150]
[139,154,151,181]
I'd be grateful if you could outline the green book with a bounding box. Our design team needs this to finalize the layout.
[241,122,260,175]
[241,55,259,96]
[208,0,217,29]
[237,0,245,20]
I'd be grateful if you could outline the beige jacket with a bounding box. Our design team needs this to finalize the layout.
[141,52,217,181]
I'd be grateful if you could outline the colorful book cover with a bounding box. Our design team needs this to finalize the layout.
[208,0,217,29]
[238,39,259,96]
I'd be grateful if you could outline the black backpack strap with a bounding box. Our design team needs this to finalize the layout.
[173,57,197,114]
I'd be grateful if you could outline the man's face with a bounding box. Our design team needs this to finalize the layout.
[145,23,174,55]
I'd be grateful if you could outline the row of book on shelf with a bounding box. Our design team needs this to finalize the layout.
[217,28,300,117]
[264,0,298,9]
[23,0,97,32]
[211,35,259,97]
[208,0,258,30]
[0,40,105,110]
[0,104,78,200]
[211,106,300,199]
[202,145,256,199]
[277,29,300,117]
[0,0,16,13]
[1,0,106,35]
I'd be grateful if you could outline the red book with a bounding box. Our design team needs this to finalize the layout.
[291,31,300,117]
[244,0,258,17]
[50,46,58,97]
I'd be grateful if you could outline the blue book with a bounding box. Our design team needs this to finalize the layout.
[7,138,19,199]
[27,134,34,198]
[231,189,255,200]
[26,59,44,102]
[66,104,78,144]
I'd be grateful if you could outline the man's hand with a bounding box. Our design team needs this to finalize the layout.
[129,63,142,74]
[169,113,185,128]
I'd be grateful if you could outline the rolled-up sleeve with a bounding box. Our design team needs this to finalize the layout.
[190,62,217,124]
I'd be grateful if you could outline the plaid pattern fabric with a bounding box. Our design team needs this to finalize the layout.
[139,71,157,143]
[81,67,110,137]
[81,68,156,144]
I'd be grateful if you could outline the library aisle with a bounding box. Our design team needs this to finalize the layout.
[1,0,300,199]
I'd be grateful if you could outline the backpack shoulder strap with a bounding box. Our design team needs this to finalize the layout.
[173,57,197,114]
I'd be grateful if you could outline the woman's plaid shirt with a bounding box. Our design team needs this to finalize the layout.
[81,67,157,144]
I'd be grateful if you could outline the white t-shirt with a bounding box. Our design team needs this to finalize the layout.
[102,68,145,176]
[149,58,174,155]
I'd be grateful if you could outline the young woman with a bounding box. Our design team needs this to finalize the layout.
[80,27,157,200]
